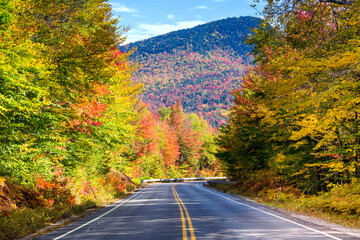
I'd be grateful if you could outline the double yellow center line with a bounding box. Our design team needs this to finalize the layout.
[171,185,196,240]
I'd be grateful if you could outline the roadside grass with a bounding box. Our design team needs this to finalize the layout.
[0,200,97,240]
[209,177,360,229]
[0,190,135,240]
[0,170,138,240]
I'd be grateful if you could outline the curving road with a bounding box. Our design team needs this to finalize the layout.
[36,182,358,240]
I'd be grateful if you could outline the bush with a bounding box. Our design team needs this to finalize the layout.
[35,166,75,207]
[233,170,281,194]
[225,170,302,203]
[306,179,360,216]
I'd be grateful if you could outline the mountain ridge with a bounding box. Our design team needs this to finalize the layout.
[121,16,261,57]
[123,16,261,126]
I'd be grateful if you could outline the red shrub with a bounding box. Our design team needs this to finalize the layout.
[35,166,75,207]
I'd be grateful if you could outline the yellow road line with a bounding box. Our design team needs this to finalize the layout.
[172,185,196,240]
[172,185,187,240]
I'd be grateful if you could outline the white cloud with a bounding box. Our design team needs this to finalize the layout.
[214,0,225,2]
[194,5,208,9]
[138,21,205,36]
[131,14,143,18]
[176,21,205,29]
[123,33,153,45]
[167,14,175,20]
[123,20,205,44]
[111,3,138,13]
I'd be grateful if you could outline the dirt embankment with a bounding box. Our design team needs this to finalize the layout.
[0,177,45,216]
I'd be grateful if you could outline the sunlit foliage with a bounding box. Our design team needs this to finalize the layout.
[218,0,360,193]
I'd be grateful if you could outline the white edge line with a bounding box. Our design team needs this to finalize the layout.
[53,188,146,240]
[196,184,343,240]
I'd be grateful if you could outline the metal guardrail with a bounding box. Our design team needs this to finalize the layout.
[141,177,228,183]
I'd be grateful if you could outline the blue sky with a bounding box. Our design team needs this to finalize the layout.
[108,0,263,44]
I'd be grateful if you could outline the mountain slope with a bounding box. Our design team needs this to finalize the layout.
[121,16,260,57]
[122,17,261,126]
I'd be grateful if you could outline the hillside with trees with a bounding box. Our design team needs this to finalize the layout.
[132,49,251,126]
[121,17,260,127]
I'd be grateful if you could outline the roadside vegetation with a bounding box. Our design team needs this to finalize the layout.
[210,174,360,228]
[0,0,219,239]
[216,0,360,228]
[2,0,360,238]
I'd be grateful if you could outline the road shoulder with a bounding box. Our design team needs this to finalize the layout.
[203,183,360,239]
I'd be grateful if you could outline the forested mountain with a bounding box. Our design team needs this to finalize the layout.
[121,17,261,126]
[132,49,249,126]
[121,17,260,57]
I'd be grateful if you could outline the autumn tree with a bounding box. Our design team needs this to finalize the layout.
[216,72,275,179]
[162,100,220,176]
[0,0,58,183]
[158,121,180,168]
[30,0,141,178]
[222,0,360,192]
[0,0,142,188]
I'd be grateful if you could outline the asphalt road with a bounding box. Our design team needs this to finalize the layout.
[36,182,358,240]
